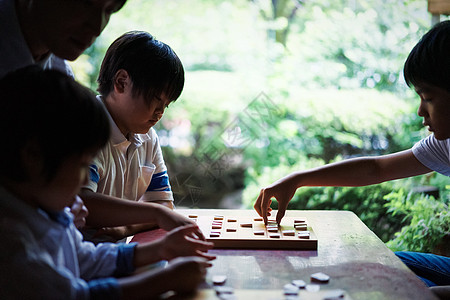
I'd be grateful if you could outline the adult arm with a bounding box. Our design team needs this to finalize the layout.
[254,149,432,223]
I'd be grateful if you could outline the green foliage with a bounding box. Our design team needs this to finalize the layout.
[385,188,449,253]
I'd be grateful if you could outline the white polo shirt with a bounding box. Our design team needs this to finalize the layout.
[85,96,173,203]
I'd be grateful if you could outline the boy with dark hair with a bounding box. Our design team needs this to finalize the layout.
[254,21,450,296]
[80,31,187,242]
[0,66,213,299]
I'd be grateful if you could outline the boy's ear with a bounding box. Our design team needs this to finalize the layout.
[113,69,130,94]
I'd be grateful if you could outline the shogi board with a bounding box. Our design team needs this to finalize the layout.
[186,214,318,250]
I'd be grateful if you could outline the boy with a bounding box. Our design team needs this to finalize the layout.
[254,21,450,293]
[0,66,214,299]
[80,31,187,242]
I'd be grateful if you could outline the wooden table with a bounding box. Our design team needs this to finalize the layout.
[131,209,437,300]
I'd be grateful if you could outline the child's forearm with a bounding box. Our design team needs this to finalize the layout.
[289,150,430,189]
[80,189,165,227]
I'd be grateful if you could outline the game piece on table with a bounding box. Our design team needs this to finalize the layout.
[292,279,306,288]
[212,224,222,229]
[267,227,278,233]
[214,215,224,220]
[217,294,237,300]
[253,230,265,235]
[215,286,234,295]
[253,217,263,221]
[282,230,295,236]
[188,214,198,218]
[240,222,252,228]
[210,232,220,238]
[212,275,227,285]
[227,218,237,222]
[310,272,330,283]
[283,283,299,295]
[294,218,306,224]
[323,289,345,300]
[269,233,281,238]
[298,231,310,239]
[226,228,237,232]
[295,224,308,231]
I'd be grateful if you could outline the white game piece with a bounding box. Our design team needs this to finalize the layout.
[295,224,308,231]
[292,279,306,288]
[212,275,227,285]
[267,227,278,233]
[212,225,222,229]
[253,217,263,221]
[282,230,295,236]
[210,230,221,234]
[305,284,320,292]
[212,221,223,225]
[269,233,280,238]
[214,286,234,295]
[227,218,237,222]
[210,232,220,238]
[240,222,252,228]
[283,283,299,295]
[294,218,306,223]
[226,228,237,232]
[253,230,265,235]
[310,272,330,283]
[214,215,224,220]
[297,231,310,239]
[323,289,345,300]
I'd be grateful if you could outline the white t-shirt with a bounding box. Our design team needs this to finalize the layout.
[412,134,450,176]
[85,96,173,202]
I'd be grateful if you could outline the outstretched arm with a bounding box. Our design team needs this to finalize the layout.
[80,189,205,240]
[254,149,432,223]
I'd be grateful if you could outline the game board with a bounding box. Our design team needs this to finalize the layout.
[185,214,318,250]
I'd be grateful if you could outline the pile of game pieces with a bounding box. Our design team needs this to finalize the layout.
[283,272,345,299]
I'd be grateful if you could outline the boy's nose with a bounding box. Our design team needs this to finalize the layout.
[417,100,427,117]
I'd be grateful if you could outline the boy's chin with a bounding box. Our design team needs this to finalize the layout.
[433,132,450,140]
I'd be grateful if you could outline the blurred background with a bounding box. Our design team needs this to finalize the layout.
[70,0,449,254]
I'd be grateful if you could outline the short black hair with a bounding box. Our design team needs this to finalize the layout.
[404,20,450,92]
[97,31,184,104]
[0,66,110,182]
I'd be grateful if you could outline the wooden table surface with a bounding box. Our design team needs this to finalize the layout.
[131,209,437,300]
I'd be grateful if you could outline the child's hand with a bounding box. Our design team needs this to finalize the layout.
[69,196,89,229]
[160,224,216,261]
[156,207,206,240]
[254,174,298,224]
[165,256,212,295]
